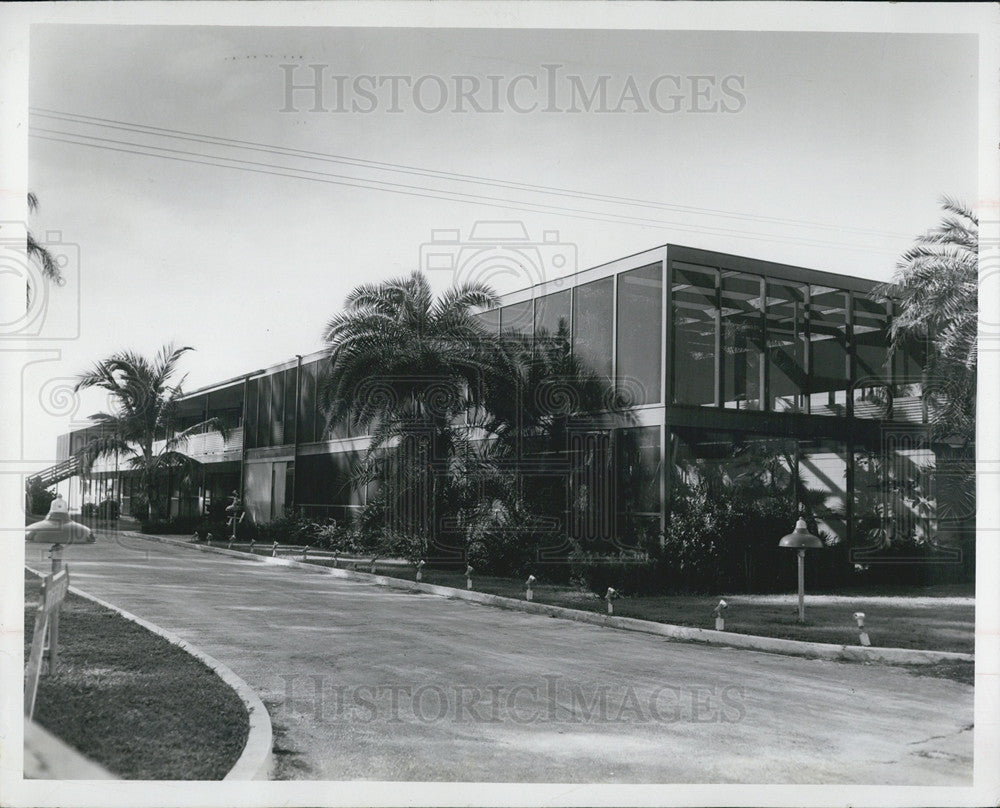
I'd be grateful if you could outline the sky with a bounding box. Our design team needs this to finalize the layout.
[22,25,979,459]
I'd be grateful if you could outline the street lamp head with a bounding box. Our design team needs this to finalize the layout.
[25,498,94,544]
[778,517,824,549]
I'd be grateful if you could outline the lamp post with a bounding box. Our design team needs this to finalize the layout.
[778,517,824,623]
[25,497,93,674]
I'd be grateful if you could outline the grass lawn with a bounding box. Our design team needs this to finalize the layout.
[24,569,249,780]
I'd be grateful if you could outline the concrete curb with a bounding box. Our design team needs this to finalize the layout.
[25,566,273,780]
[129,532,975,666]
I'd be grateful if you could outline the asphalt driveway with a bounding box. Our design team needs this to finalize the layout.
[24,533,974,784]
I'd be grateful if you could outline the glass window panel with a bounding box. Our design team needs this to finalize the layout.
[284,368,297,442]
[257,374,272,447]
[809,286,849,416]
[671,263,717,406]
[572,277,614,380]
[893,330,928,422]
[766,281,808,412]
[244,378,258,449]
[534,289,572,342]
[853,296,891,419]
[297,361,318,444]
[500,300,533,338]
[473,308,500,336]
[721,271,764,410]
[798,438,848,544]
[616,426,662,547]
[616,264,662,406]
[270,371,285,446]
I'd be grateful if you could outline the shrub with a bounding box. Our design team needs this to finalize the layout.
[26,479,57,517]
[81,502,99,518]
[464,500,549,578]
[140,515,203,535]
[98,498,120,520]
[568,548,662,596]
[661,484,803,594]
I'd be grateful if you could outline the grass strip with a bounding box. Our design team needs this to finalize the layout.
[24,569,249,780]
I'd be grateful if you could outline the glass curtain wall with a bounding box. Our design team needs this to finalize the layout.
[766,281,808,412]
[853,295,891,419]
[671,263,717,406]
[616,264,662,406]
[809,287,850,416]
[721,271,764,410]
[573,277,614,380]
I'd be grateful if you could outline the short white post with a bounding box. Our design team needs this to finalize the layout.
[526,574,536,601]
[271,541,278,557]
[249,538,255,553]
[370,557,377,574]
[853,612,871,646]
[466,565,473,590]
[605,587,616,615]
[713,599,728,631]
[303,546,309,561]
[206,532,213,545]
[416,560,425,581]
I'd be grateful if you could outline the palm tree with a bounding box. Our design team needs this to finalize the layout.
[26,193,64,294]
[880,196,977,447]
[73,343,228,521]
[320,271,508,552]
[877,196,977,538]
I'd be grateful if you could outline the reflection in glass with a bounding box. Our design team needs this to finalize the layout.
[500,300,534,338]
[852,295,891,419]
[573,277,614,379]
[616,264,662,406]
[534,289,572,342]
[766,281,808,412]
[809,286,849,416]
[616,425,662,545]
[721,271,763,410]
[671,263,717,406]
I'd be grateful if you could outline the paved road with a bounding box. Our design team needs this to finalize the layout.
[26,533,973,784]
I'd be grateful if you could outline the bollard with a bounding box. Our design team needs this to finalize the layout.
[712,599,728,631]
[370,557,377,574]
[466,565,473,590]
[332,555,339,568]
[272,541,278,557]
[416,560,425,581]
[605,587,617,615]
[249,538,255,554]
[206,532,213,546]
[526,574,536,601]
[303,546,309,561]
[853,612,871,646]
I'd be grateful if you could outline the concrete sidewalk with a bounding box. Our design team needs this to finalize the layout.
[25,533,974,785]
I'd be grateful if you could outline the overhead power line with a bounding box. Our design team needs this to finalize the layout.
[29,107,909,253]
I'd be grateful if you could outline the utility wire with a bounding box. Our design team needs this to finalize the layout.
[30,106,910,242]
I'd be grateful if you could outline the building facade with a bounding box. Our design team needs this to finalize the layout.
[45,244,964,553]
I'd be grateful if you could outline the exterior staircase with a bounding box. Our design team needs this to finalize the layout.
[27,455,81,489]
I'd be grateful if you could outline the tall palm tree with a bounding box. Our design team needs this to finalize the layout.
[26,193,64,304]
[320,271,509,551]
[26,193,62,282]
[877,197,977,538]
[73,343,227,521]
[880,196,977,447]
